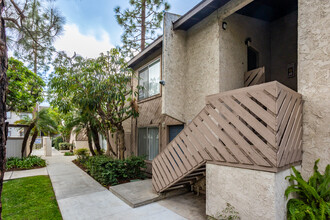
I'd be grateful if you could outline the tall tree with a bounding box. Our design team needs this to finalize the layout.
[93,49,139,159]
[115,0,170,57]
[4,0,65,76]
[49,49,139,159]
[7,57,45,112]
[0,0,7,217]
[49,52,108,155]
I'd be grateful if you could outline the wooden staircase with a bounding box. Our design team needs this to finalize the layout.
[152,80,303,193]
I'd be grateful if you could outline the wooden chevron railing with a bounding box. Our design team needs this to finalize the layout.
[244,67,265,87]
[152,81,303,193]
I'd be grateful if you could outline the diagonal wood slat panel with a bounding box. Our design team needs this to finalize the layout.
[152,81,302,193]
[244,67,265,87]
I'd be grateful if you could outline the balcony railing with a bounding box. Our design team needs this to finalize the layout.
[152,81,303,193]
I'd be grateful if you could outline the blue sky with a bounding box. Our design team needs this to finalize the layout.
[53,0,201,57]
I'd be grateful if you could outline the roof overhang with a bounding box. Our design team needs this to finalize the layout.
[173,0,231,30]
[127,36,163,69]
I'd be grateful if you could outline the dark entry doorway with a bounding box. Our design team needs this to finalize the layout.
[168,125,184,143]
[247,46,259,71]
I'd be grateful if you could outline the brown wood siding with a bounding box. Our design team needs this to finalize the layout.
[131,96,184,170]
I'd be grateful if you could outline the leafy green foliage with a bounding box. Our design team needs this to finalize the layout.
[6,156,46,170]
[2,176,62,220]
[49,48,139,158]
[58,142,73,150]
[7,57,45,112]
[64,152,74,156]
[74,148,90,162]
[115,0,170,57]
[77,155,146,186]
[5,0,65,76]
[285,159,330,219]
[52,136,64,150]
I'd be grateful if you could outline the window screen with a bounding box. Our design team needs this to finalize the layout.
[138,127,159,160]
[138,59,160,100]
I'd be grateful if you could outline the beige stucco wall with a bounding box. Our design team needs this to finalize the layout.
[162,13,186,122]
[184,11,220,122]
[298,0,330,179]
[163,11,221,123]
[219,13,270,92]
[206,163,301,220]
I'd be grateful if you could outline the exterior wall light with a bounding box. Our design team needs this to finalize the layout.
[159,80,165,86]
[222,22,227,30]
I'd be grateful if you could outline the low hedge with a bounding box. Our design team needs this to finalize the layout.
[6,156,46,171]
[77,155,146,186]
[58,142,73,150]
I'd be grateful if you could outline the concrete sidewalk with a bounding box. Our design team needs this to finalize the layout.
[4,167,48,181]
[43,148,187,220]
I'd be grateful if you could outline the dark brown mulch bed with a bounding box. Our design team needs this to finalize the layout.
[72,159,147,188]
[6,166,46,172]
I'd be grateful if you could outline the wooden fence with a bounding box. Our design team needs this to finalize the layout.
[152,81,303,193]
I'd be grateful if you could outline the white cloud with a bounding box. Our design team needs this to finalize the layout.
[54,23,114,58]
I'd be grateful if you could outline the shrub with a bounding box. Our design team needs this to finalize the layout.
[74,148,89,156]
[58,142,73,150]
[6,156,46,170]
[64,152,74,156]
[74,148,89,161]
[78,155,146,186]
[52,136,63,150]
[208,203,240,220]
[285,159,329,220]
[95,149,105,155]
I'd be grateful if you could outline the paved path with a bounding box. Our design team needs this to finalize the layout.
[42,149,186,220]
[4,167,48,181]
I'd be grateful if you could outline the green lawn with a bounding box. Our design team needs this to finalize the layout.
[2,175,62,220]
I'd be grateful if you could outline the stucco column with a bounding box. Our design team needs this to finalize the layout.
[298,0,330,178]
[206,164,300,220]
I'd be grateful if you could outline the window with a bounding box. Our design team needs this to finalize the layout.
[138,127,159,160]
[6,112,11,119]
[138,59,160,100]
[7,130,11,137]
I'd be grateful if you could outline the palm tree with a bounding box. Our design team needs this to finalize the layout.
[16,108,58,157]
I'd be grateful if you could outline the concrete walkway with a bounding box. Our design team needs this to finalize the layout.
[4,167,48,181]
[41,148,187,220]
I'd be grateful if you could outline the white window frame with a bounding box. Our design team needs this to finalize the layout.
[138,59,161,100]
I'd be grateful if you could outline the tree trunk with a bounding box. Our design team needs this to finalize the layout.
[32,43,38,117]
[117,127,125,160]
[33,42,37,74]
[21,122,35,158]
[141,0,146,51]
[28,130,38,157]
[0,0,7,217]
[86,126,95,156]
[104,129,116,157]
[90,125,101,154]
